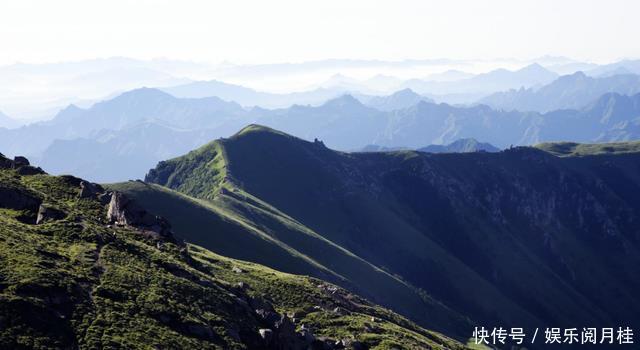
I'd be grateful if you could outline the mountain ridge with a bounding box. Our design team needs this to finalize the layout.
[134,126,640,345]
[481,71,640,112]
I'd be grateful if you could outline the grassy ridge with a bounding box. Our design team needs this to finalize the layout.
[535,140,640,156]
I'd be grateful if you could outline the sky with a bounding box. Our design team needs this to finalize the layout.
[0,0,639,65]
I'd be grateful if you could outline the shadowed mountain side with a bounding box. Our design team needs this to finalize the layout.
[142,125,640,339]
[108,181,473,339]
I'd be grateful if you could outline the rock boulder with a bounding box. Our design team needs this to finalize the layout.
[36,205,66,224]
[107,192,174,240]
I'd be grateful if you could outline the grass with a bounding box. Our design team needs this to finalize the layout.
[0,157,469,349]
[108,180,473,340]
[535,140,640,157]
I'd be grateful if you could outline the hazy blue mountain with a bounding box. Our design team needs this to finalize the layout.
[254,94,388,150]
[0,57,197,119]
[162,79,345,108]
[371,102,539,148]
[319,73,370,91]
[418,138,500,153]
[359,145,408,152]
[5,86,640,183]
[587,59,640,77]
[0,88,250,157]
[594,66,635,77]
[402,63,558,96]
[531,92,640,143]
[52,87,247,131]
[36,122,222,183]
[545,61,599,75]
[360,138,499,153]
[0,110,21,129]
[163,79,266,100]
[362,88,434,111]
[383,93,640,148]
[481,72,640,112]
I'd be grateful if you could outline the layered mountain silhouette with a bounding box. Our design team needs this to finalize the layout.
[3,87,640,182]
[360,138,499,153]
[163,80,346,109]
[418,138,499,153]
[0,88,249,157]
[360,88,434,111]
[110,125,640,344]
[402,63,558,96]
[481,71,640,112]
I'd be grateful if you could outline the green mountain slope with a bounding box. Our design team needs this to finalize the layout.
[108,181,471,339]
[0,154,468,349]
[140,125,640,339]
[535,140,640,156]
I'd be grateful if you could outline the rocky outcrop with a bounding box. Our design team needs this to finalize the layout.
[0,154,13,169]
[13,156,29,167]
[78,180,104,199]
[107,192,174,240]
[0,185,42,224]
[0,155,45,175]
[36,205,66,224]
[248,294,352,350]
[0,187,41,212]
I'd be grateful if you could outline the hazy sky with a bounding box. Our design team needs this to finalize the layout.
[0,0,638,65]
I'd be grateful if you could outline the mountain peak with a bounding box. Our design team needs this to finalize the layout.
[391,88,419,97]
[116,87,174,100]
[234,124,288,138]
[568,71,588,79]
[322,94,363,108]
[519,63,547,72]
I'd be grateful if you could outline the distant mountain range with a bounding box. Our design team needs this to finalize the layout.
[2,87,640,182]
[0,57,197,119]
[0,110,21,129]
[586,59,640,77]
[4,56,640,120]
[402,63,558,96]
[481,71,640,112]
[360,138,499,153]
[162,80,346,109]
[359,88,434,111]
[163,63,561,108]
[418,138,500,153]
